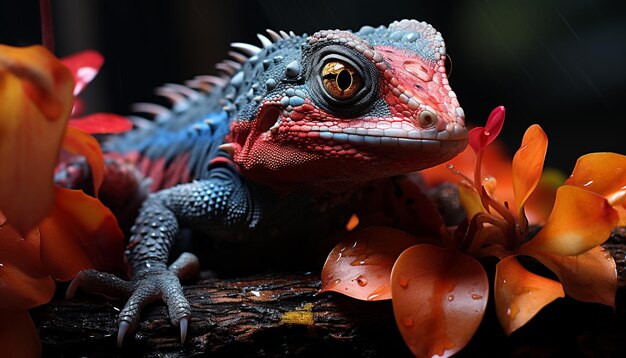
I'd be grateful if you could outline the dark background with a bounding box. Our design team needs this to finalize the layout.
[1,0,625,173]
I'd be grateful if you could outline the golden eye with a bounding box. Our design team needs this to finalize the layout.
[321,61,363,99]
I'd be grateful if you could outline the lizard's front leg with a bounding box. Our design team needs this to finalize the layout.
[68,165,261,345]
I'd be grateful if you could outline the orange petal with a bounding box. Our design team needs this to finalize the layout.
[523,185,618,256]
[39,188,127,281]
[528,246,617,307]
[512,124,548,214]
[62,126,104,195]
[320,227,420,301]
[524,168,565,225]
[495,256,564,335]
[565,152,626,206]
[0,221,55,310]
[391,245,488,358]
[0,45,74,234]
[0,310,42,358]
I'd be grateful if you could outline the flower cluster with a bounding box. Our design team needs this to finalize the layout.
[321,106,624,357]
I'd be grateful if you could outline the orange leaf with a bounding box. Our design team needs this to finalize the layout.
[320,227,419,301]
[0,45,74,234]
[0,310,42,358]
[494,256,564,335]
[565,152,626,206]
[391,245,488,358]
[512,124,547,214]
[62,126,104,195]
[528,246,617,307]
[39,188,127,281]
[523,185,618,256]
[0,221,55,310]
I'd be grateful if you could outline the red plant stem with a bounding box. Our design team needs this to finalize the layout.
[473,150,483,193]
[39,0,54,52]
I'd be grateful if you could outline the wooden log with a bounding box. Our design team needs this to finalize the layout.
[32,228,626,357]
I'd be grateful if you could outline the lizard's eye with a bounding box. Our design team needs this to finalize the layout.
[308,45,378,116]
[321,61,363,99]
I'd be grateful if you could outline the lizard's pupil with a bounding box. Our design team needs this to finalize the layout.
[321,60,363,100]
[336,70,352,91]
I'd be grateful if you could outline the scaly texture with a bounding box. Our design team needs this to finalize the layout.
[68,19,468,344]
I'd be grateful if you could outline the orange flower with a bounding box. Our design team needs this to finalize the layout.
[0,44,74,235]
[0,45,127,357]
[321,107,621,356]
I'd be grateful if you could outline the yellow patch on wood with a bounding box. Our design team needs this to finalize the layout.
[280,303,314,326]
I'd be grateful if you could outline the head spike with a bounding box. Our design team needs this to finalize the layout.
[279,30,290,40]
[196,75,228,87]
[131,103,171,122]
[228,51,248,64]
[231,42,262,56]
[164,83,201,100]
[289,30,297,37]
[266,29,282,42]
[215,62,237,76]
[256,33,273,48]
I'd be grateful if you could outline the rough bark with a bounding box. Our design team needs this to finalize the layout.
[33,228,626,357]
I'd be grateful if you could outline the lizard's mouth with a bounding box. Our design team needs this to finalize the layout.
[280,121,467,153]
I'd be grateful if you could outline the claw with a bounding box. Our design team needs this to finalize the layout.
[117,320,131,347]
[66,276,80,299]
[179,317,189,344]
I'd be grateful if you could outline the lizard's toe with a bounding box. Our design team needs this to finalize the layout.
[67,269,133,299]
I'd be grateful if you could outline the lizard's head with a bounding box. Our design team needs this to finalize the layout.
[225,20,467,190]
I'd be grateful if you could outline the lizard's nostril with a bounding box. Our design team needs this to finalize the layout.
[418,110,438,129]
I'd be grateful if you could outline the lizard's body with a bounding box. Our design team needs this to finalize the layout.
[70,20,468,344]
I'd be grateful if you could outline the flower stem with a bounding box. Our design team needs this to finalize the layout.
[39,0,54,52]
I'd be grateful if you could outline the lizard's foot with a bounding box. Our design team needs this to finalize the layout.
[67,252,200,346]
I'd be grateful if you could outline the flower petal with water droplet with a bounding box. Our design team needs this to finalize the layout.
[391,245,488,358]
[565,152,626,207]
[320,227,420,301]
[495,256,564,335]
[468,106,505,153]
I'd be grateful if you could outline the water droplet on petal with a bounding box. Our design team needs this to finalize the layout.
[483,130,490,136]
[584,180,594,187]
[403,316,414,328]
[471,294,483,300]
[367,293,380,301]
[447,295,455,302]
[398,275,409,288]
[356,275,368,287]
[502,279,507,284]
[352,241,358,248]
[506,308,511,316]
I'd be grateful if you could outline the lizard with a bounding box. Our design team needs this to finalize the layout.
[66,19,468,346]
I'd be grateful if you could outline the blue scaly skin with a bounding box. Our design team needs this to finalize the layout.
[67,20,468,345]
